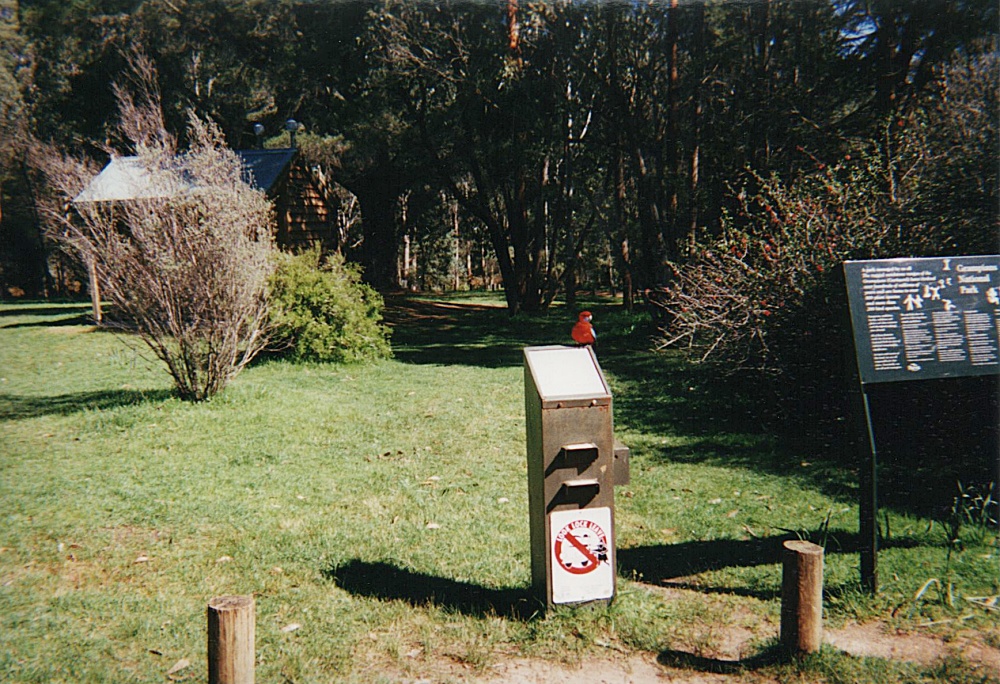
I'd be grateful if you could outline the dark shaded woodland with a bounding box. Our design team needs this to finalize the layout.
[2,0,995,308]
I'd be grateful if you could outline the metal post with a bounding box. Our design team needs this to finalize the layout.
[857,387,879,594]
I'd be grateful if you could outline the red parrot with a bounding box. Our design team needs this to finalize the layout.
[571,310,596,346]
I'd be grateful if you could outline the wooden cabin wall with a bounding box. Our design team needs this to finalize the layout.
[276,162,333,251]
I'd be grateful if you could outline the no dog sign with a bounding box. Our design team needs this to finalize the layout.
[550,507,614,604]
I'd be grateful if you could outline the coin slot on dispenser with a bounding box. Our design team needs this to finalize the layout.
[545,442,599,476]
[557,478,601,509]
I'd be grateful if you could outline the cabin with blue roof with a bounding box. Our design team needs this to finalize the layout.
[74,147,335,251]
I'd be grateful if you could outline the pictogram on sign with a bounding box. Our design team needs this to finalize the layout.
[554,519,609,574]
[550,507,614,603]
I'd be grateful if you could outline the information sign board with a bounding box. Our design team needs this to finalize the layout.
[844,256,1000,384]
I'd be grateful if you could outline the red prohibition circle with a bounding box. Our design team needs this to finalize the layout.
[553,519,609,575]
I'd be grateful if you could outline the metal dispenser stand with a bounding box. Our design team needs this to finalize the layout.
[524,345,621,609]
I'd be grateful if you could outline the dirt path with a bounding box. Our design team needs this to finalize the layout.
[825,620,1000,670]
[474,618,1000,684]
[481,654,731,683]
[382,295,506,325]
[472,580,1000,684]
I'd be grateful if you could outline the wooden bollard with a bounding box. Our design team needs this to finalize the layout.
[780,540,823,654]
[207,595,255,684]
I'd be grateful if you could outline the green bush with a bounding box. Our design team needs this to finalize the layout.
[268,249,392,363]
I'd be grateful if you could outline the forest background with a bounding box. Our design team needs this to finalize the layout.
[0,0,997,393]
[0,5,998,674]
[2,0,996,301]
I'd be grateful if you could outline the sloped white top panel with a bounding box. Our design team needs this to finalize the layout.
[524,346,610,402]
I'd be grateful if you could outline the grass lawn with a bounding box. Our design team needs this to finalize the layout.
[1,297,997,683]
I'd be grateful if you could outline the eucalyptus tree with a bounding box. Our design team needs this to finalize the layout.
[0,0,45,297]
[16,0,133,149]
[0,0,29,202]
[129,0,308,148]
[649,0,998,412]
[837,0,998,202]
[892,50,998,257]
[300,0,420,292]
[14,0,996,308]
[372,0,604,312]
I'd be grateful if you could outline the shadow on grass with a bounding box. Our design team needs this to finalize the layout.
[618,531,924,599]
[0,304,92,318]
[601,348,864,508]
[604,349,998,522]
[658,643,787,675]
[384,296,570,368]
[324,559,541,620]
[0,389,175,421]
[654,580,854,603]
[385,296,998,521]
[606,355,766,439]
[385,295,765,439]
[1,313,96,329]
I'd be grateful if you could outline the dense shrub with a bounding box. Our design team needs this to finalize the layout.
[268,249,392,363]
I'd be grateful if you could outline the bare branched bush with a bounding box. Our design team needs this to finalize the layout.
[649,160,895,373]
[33,53,275,401]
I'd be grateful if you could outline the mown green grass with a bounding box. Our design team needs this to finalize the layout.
[1,299,997,683]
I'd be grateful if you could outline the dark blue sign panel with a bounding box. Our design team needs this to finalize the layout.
[845,256,1000,384]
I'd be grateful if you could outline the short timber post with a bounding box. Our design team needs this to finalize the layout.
[87,260,102,325]
[207,595,255,684]
[780,540,824,654]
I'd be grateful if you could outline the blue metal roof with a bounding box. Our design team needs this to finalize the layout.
[236,148,297,193]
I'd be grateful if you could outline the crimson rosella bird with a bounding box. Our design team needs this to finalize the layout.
[571,310,596,346]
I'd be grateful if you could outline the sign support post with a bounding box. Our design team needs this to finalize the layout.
[856,388,879,594]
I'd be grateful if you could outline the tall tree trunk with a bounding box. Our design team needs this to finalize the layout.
[355,178,399,291]
[487,216,519,314]
[688,1,705,254]
[615,135,634,311]
[872,19,916,206]
[507,167,544,312]
[507,0,520,53]
[747,0,772,171]
[665,0,680,262]
[607,10,634,310]
[400,192,411,289]
[634,149,661,289]
[452,197,460,291]
[454,144,522,314]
